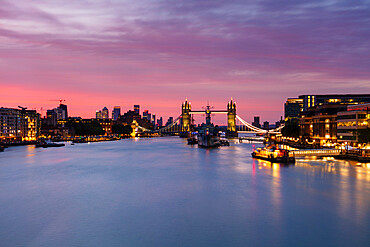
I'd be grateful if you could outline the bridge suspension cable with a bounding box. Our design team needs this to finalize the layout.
[236,115,284,133]
[154,116,181,132]
[236,115,267,133]
[137,116,181,133]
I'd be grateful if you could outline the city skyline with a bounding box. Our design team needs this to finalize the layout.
[1,0,369,122]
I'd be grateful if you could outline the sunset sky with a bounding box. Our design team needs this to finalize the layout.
[0,0,369,123]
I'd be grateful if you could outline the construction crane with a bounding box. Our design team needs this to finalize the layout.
[49,99,66,105]
[18,106,27,111]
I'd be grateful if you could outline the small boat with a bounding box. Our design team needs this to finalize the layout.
[252,145,295,163]
[0,146,5,152]
[73,138,88,143]
[36,140,65,148]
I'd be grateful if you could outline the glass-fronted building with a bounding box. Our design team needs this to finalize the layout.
[337,103,370,143]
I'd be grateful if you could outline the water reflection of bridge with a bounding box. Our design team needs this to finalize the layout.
[134,98,284,136]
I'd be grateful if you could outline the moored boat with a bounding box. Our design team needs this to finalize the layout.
[187,136,198,145]
[197,105,221,148]
[252,145,295,163]
[36,140,65,148]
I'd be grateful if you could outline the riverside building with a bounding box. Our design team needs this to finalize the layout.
[0,107,40,141]
[337,103,370,144]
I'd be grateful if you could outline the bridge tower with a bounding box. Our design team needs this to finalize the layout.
[181,99,191,132]
[227,98,237,134]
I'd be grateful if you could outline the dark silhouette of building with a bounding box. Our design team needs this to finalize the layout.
[134,105,140,115]
[252,116,261,128]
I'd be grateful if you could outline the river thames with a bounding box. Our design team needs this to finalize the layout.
[0,137,369,247]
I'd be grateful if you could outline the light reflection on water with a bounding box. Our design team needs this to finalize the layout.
[0,137,369,247]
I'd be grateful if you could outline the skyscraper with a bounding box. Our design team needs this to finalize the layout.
[157,117,163,127]
[252,116,261,128]
[112,106,121,121]
[152,114,156,126]
[166,117,173,126]
[59,104,68,119]
[142,110,151,122]
[134,105,140,115]
[96,110,102,119]
[102,107,109,119]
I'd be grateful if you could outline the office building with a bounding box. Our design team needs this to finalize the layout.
[157,117,163,127]
[252,116,261,128]
[166,117,173,126]
[337,103,370,143]
[46,109,57,126]
[263,121,269,130]
[134,105,140,115]
[142,110,151,122]
[152,114,156,126]
[298,94,370,111]
[112,106,121,121]
[96,110,102,119]
[284,98,304,119]
[102,107,109,119]
[59,104,68,119]
[0,107,40,141]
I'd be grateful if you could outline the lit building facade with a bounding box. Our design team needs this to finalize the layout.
[0,107,40,141]
[21,110,41,141]
[0,108,21,140]
[98,119,113,134]
[299,104,346,145]
[337,103,370,143]
[102,107,109,119]
[284,98,304,119]
[96,110,102,119]
[299,94,370,111]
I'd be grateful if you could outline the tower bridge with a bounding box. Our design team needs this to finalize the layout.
[133,98,283,136]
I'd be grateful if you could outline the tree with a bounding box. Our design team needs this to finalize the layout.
[65,120,105,136]
[358,128,370,143]
[112,124,133,135]
[281,122,300,138]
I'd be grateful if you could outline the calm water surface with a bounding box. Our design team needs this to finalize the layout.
[0,137,369,247]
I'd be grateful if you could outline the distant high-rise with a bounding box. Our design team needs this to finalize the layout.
[166,117,173,126]
[152,114,156,126]
[134,105,140,115]
[263,121,269,130]
[46,109,57,126]
[157,117,163,127]
[59,104,68,119]
[142,110,151,122]
[54,107,66,120]
[112,106,121,121]
[96,110,102,119]
[102,107,109,119]
[252,116,261,128]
